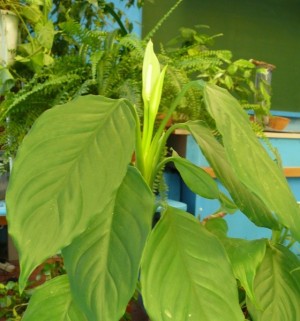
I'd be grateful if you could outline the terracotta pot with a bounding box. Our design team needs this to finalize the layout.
[268,116,290,131]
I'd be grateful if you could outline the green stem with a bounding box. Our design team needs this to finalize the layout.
[142,100,151,157]
[125,100,145,175]
[271,229,281,243]
[146,123,182,187]
[103,3,128,36]
[279,227,289,244]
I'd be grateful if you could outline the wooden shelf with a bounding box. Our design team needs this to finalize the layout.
[264,132,300,139]
[203,166,300,178]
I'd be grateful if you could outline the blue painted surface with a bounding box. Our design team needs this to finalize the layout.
[0,201,6,216]
[270,110,300,119]
[164,171,181,201]
[262,137,300,166]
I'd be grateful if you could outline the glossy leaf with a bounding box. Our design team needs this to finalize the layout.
[6,95,135,289]
[172,155,220,199]
[172,155,237,213]
[185,121,279,229]
[62,166,154,321]
[222,238,267,304]
[203,83,300,240]
[22,275,87,321]
[247,244,300,321]
[205,217,228,238]
[141,206,244,321]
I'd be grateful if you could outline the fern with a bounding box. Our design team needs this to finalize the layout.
[60,18,108,52]
[119,34,145,59]
[144,0,185,42]
[1,74,82,120]
[251,120,280,165]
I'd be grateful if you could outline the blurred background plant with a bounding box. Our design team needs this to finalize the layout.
[0,279,31,321]
[0,0,271,165]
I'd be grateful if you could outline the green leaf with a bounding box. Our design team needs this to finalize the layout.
[185,121,279,229]
[172,155,220,199]
[172,155,237,214]
[222,238,267,304]
[21,4,43,24]
[0,67,15,94]
[205,217,228,238]
[233,59,255,69]
[203,84,300,240]
[6,95,136,290]
[62,166,154,321]
[22,275,87,321]
[35,20,55,50]
[224,75,234,89]
[141,206,244,321]
[247,244,300,321]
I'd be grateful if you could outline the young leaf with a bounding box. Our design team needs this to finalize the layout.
[171,155,220,199]
[203,84,300,240]
[62,166,154,321]
[172,155,238,213]
[141,206,244,321]
[247,244,300,321]
[22,275,87,321]
[6,95,136,290]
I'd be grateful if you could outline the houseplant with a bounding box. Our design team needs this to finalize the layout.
[5,40,300,321]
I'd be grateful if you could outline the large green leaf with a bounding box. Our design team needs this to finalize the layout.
[6,95,136,289]
[141,206,244,321]
[22,275,87,321]
[203,84,300,240]
[62,166,154,321]
[247,244,300,321]
[222,238,267,304]
[185,121,279,229]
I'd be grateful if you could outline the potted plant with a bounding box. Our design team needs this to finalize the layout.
[5,39,300,321]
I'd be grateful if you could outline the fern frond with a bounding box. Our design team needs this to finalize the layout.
[74,79,97,98]
[176,56,223,74]
[119,34,145,59]
[144,0,184,42]
[251,120,279,163]
[60,18,107,51]
[0,74,82,120]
